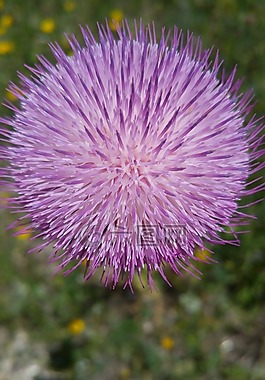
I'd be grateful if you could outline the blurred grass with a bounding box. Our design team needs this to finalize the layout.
[0,0,265,379]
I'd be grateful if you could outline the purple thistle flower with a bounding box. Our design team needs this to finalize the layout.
[0,21,264,289]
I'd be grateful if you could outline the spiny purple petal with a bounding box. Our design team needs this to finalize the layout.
[0,21,264,290]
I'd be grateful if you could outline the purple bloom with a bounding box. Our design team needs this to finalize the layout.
[0,21,264,289]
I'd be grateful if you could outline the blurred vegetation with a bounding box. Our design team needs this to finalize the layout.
[0,0,264,379]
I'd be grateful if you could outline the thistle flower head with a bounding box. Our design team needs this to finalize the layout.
[0,21,264,289]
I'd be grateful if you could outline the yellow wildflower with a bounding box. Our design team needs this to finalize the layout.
[0,40,14,54]
[68,319,85,335]
[63,0,75,12]
[0,191,9,207]
[6,90,17,102]
[109,9,124,31]
[15,226,32,241]
[82,258,87,266]
[195,248,210,261]
[161,336,174,350]
[1,14,14,28]
[40,18,55,34]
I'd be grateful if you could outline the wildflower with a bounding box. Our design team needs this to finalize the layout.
[68,319,85,335]
[194,248,210,262]
[0,191,9,207]
[0,40,14,54]
[161,336,174,350]
[0,21,264,289]
[109,9,124,31]
[63,0,75,12]
[40,18,55,34]
[14,226,32,241]
[5,90,17,102]
[0,14,13,36]
[1,14,14,28]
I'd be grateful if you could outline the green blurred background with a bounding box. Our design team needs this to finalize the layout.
[0,0,264,379]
